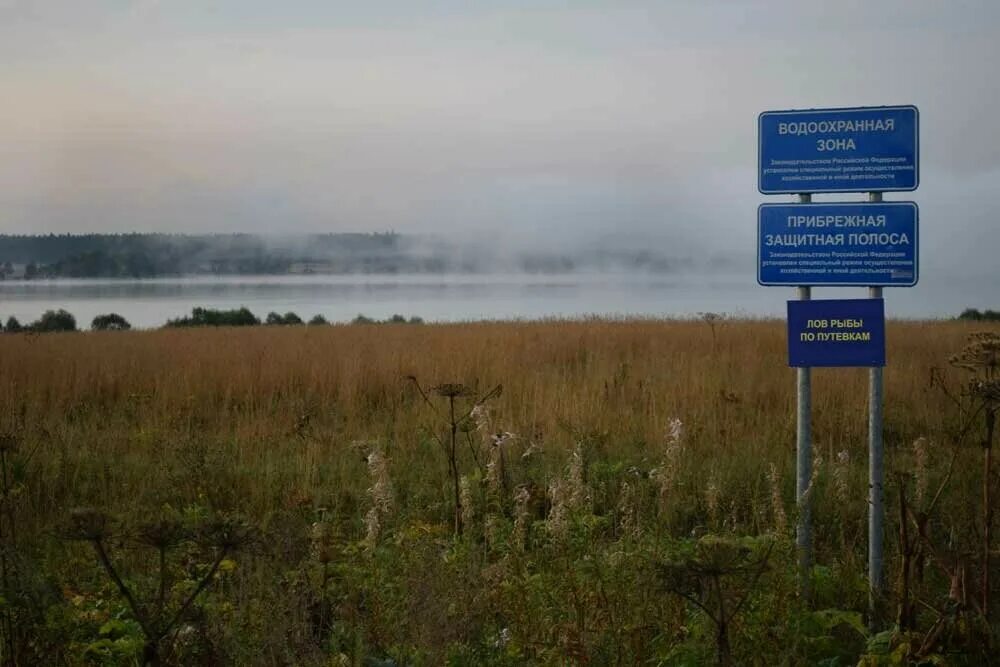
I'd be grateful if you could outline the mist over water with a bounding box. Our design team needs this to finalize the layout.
[0,270,987,329]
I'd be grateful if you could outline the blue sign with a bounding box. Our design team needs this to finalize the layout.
[788,299,885,367]
[758,202,918,287]
[759,106,918,194]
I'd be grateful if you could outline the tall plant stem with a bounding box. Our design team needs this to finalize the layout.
[0,448,14,667]
[983,409,994,619]
[449,396,462,536]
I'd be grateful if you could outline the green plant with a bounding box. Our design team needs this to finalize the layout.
[658,535,774,666]
[63,509,254,666]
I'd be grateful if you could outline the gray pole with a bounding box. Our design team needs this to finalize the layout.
[868,191,885,624]
[796,192,813,599]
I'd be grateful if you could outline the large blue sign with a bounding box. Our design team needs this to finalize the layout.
[788,298,886,368]
[758,202,918,287]
[759,106,918,194]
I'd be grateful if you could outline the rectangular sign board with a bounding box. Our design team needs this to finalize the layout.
[758,202,918,287]
[759,105,918,194]
[788,298,886,367]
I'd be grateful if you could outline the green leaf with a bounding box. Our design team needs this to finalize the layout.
[98,619,129,638]
[812,609,868,638]
[865,628,896,655]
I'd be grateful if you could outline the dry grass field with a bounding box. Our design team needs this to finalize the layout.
[0,318,997,665]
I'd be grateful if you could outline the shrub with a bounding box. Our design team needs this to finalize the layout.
[352,314,376,325]
[166,307,260,328]
[91,313,132,331]
[31,309,77,332]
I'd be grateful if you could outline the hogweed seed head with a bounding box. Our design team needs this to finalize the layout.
[0,433,18,454]
[64,508,114,542]
[135,516,187,550]
[432,383,474,398]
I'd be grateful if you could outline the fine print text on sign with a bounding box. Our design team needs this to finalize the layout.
[758,105,918,194]
[787,298,886,368]
[758,202,918,287]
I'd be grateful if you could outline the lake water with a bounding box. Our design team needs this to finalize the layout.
[0,272,991,328]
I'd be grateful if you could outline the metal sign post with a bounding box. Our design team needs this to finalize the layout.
[867,192,885,623]
[795,193,813,598]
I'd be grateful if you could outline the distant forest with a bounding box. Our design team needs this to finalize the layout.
[0,233,701,278]
[0,233,436,278]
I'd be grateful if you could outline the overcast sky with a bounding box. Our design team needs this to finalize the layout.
[2,1,998,272]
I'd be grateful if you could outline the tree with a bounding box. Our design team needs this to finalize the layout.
[92,313,132,331]
[24,262,38,279]
[4,316,22,333]
[31,309,77,332]
[265,311,303,326]
[308,314,328,325]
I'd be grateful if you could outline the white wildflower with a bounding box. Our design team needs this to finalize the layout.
[833,450,851,507]
[363,447,393,548]
[767,463,788,535]
[705,476,721,527]
[512,485,531,551]
[460,475,475,533]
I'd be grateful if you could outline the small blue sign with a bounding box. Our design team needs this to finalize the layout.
[788,299,885,368]
[759,106,918,194]
[758,202,918,287]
